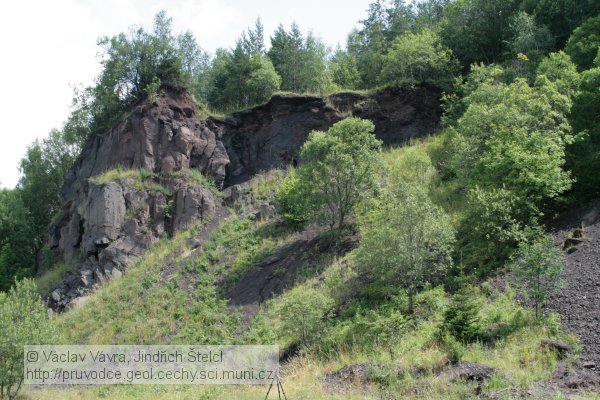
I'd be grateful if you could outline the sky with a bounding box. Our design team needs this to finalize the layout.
[0,0,373,188]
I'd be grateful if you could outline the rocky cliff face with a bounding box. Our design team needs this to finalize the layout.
[45,85,442,310]
[214,86,441,185]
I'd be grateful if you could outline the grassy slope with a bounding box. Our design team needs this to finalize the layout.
[24,135,591,399]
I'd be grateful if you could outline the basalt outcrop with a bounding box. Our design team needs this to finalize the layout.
[45,85,442,310]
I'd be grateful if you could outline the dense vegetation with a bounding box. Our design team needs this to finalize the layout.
[1,1,600,398]
[2,0,599,289]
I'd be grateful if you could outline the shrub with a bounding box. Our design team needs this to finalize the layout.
[0,279,60,399]
[511,235,565,319]
[275,287,333,347]
[275,167,311,227]
[441,289,486,344]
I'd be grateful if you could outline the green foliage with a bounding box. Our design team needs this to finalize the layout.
[329,46,362,90]
[449,76,572,203]
[322,302,407,353]
[442,334,466,364]
[385,146,436,188]
[273,286,334,347]
[91,11,190,130]
[568,65,600,199]
[297,118,384,229]
[457,187,533,272]
[206,42,281,111]
[381,29,460,90]
[0,279,60,399]
[356,180,455,312]
[347,0,416,88]
[441,289,486,344]
[535,51,580,98]
[0,190,36,291]
[440,0,520,67]
[268,23,331,94]
[520,0,600,48]
[511,235,565,319]
[275,167,311,227]
[565,15,600,71]
[507,12,554,61]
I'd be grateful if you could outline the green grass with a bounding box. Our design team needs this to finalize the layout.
[35,262,76,296]
[249,169,286,202]
[23,142,590,400]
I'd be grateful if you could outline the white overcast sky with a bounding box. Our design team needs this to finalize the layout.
[0,0,372,188]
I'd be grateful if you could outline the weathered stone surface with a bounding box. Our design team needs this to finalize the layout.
[213,88,441,186]
[81,182,126,256]
[173,187,215,231]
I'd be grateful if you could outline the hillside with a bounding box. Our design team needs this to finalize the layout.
[16,86,596,399]
[2,3,600,400]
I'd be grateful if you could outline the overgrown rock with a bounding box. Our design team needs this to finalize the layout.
[443,361,496,383]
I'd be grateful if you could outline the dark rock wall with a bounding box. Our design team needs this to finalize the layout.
[215,87,442,186]
[45,86,442,310]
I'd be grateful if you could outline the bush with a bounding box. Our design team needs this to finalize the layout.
[275,167,311,227]
[0,279,60,399]
[442,334,466,365]
[511,235,565,319]
[275,287,333,347]
[441,289,486,344]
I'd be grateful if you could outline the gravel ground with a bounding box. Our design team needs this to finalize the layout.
[548,200,600,373]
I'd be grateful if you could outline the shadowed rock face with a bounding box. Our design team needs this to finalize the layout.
[212,86,442,186]
[45,86,442,310]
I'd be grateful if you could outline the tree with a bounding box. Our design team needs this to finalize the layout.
[457,187,532,272]
[440,0,520,67]
[329,46,362,89]
[565,15,600,71]
[240,18,265,56]
[381,29,459,90]
[535,51,580,98]
[0,279,60,399]
[276,287,333,346]
[347,0,416,88]
[512,235,564,319]
[448,74,572,208]
[268,23,329,93]
[296,118,384,229]
[356,182,455,313]
[567,65,600,199]
[441,289,486,343]
[18,129,79,258]
[0,190,36,291]
[520,0,600,49]
[507,12,553,60]
[206,42,281,111]
[448,63,574,271]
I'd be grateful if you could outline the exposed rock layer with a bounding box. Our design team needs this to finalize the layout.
[46,86,442,310]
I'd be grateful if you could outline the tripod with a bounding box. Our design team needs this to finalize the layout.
[264,372,288,400]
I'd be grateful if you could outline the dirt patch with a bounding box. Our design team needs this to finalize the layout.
[547,199,600,372]
[227,229,359,320]
[321,362,392,393]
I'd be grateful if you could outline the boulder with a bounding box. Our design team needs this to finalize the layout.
[81,182,126,256]
[173,187,215,231]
